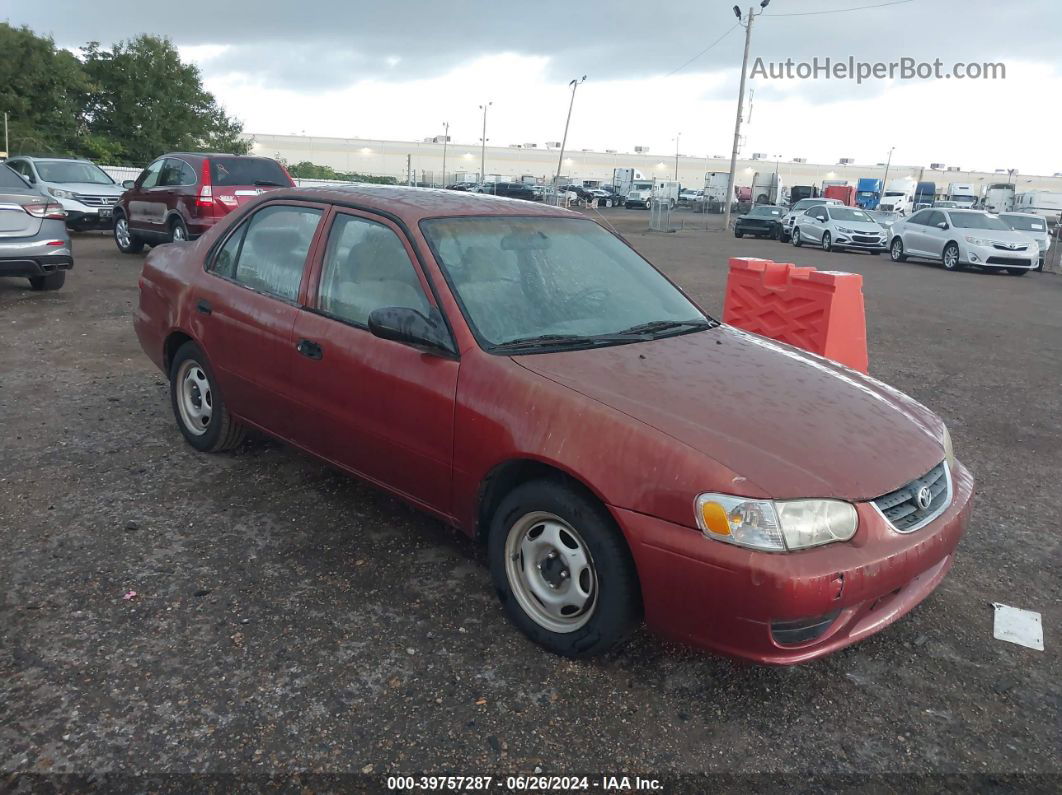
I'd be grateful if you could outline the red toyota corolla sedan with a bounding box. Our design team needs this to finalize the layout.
[134,186,973,664]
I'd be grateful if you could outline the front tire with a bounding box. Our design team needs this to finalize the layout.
[1006,268,1029,276]
[29,271,66,291]
[488,479,641,659]
[821,231,833,252]
[169,341,246,453]
[890,238,907,262]
[792,227,803,247]
[113,213,145,254]
[169,216,190,243]
[734,230,743,238]
[942,243,962,271]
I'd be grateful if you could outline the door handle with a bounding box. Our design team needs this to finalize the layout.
[196,299,212,315]
[296,339,323,360]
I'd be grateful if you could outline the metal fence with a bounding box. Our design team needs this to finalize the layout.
[649,199,675,233]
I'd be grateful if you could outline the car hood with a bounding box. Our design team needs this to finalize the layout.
[514,326,945,501]
[834,220,884,233]
[49,182,125,195]
[963,228,1035,246]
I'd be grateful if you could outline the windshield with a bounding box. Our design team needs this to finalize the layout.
[792,199,822,211]
[883,191,905,197]
[830,208,873,222]
[422,217,711,350]
[1000,215,1046,231]
[35,160,114,185]
[948,212,1010,230]
[869,211,897,221]
[0,164,30,189]
[210,157,290,187]
[749,206,784,217]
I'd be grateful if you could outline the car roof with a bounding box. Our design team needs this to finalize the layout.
[16,155,94,163]
[263,185,580,223]
[999,212,1040,218]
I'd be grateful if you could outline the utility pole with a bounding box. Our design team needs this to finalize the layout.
[3,112,7,156]
[722,2,770,232]
[674,132,681,181]
[881,146,895,205]
[479,102,492,186]
[440,121,449,188]
[554,76,586,204]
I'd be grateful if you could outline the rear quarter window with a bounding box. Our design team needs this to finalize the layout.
[0,164,29,189]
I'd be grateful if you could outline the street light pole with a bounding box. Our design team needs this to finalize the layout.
[479,102,492,186]
[674,132,681,181]
[554,76,586,204]
[440,121,449,188]
[722,2,769,232]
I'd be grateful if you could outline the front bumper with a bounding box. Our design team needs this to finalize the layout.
[833,231,887,251]
[736,222,779,236]
[614,462,974,664]
[961,242,1037,269]
[64,208,115,229]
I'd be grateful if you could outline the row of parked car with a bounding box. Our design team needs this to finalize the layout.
[734,196,1052,274]
[445,181,628,208]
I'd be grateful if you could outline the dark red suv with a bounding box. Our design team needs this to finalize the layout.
[113,153,294,253]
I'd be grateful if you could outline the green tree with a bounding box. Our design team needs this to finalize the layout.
[284,160,397,185]
[0,24,90,155]
[81,35,249,164]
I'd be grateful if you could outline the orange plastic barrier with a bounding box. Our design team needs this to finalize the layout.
[722,257,869,373]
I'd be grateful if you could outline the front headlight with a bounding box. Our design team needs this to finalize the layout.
[837,226,854,234]
[48,187,72,199]
[695,494,858,552]
[964,235,990,246]
[941,425,955,471]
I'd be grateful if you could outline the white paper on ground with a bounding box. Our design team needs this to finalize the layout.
[991,603,1044,651]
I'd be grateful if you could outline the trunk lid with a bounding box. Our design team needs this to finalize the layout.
[0,193,44,238]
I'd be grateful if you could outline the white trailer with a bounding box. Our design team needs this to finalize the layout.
[703,171,731,212]
[947,183,979,208]
[982,183,1015,213]
[612,168,645,198]
[1014,190,1062,226]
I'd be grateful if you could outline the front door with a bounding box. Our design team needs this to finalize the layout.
[191,202,326,440]
[127,159,165,236]
[289,209,459,515]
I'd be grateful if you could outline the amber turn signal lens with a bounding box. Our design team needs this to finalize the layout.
[700,501,732,536]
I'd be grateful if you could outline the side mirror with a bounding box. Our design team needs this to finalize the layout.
[368,306,454,355]
[122,180,135,189]
[937,222,949,229]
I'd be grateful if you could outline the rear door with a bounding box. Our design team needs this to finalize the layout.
[288,208,459,514]
[192,202,326,439]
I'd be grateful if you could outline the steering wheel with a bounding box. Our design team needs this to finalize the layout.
[560,287,610,312]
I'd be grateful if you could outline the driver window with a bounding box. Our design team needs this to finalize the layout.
[318,214,430,326]
[140,160,164,188]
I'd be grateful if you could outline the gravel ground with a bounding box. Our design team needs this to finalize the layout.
[1,212,1059,788]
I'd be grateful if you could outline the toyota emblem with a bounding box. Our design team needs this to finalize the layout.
[915,486,933,511]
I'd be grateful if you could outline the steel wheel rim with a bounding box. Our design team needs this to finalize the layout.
[176,359,213,436]
[504,511,597,634]
[115,218,131,248]
[944,247,958,268]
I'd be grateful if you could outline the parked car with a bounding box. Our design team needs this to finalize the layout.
[998,212,1051,270]
[867,209,901,238]
[560,184,595,203]
[0,164,72,290]
[134,185,972,664]
[778,197,843,242]
[445,182,478,192]
[4,155,124,231]
[679,189,704,204]
[734,205,785,238]
[888,208,1038,274]
[113,153,294,253]
[791,205,888,253]
[932,201,959,209]
[479,182,536,201]
[587,188,619,207]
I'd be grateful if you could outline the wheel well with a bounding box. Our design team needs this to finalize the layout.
[475,459,602,543]
[166,212,186,229]
[163,331,194,373]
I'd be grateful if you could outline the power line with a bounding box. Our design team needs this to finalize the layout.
[764,0,915,18]
[666,23,740,77]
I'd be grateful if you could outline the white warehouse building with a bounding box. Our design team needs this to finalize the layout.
[244,132,1062,195]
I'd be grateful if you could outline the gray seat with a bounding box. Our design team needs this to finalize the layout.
[323,228,429,324]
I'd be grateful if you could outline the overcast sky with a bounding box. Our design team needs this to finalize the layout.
[7,0,1061,174]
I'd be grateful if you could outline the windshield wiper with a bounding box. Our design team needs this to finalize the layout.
[254,180,286,187]
[491,333,641,352]
[612,318,717,337]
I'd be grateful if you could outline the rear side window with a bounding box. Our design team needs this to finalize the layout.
[210,205,322,301]
[209,157,289,187]
[0,164,29,188]
[317,214,429,326]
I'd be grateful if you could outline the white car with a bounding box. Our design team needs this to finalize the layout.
[588,188,619,208]
[778,197,843,242]
[4,155,124,231]
[791,205,888,253]
[888,208,1039,275]
[998,212,1052,270]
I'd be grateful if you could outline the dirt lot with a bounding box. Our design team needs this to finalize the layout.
[1,210,1059,786]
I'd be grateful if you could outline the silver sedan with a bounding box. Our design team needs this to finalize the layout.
[0,164,73,291]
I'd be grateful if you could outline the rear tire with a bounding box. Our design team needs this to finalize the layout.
[29,271,66,291]
[113,213,145,254]
[169,341,246,453]
[488,479,641,659]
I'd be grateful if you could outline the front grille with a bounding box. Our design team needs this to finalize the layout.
[73,194,119,207]
[873,461,950,533]
[992,242,1028,252]
[852,235,882,243]
[986,256,1031,266]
